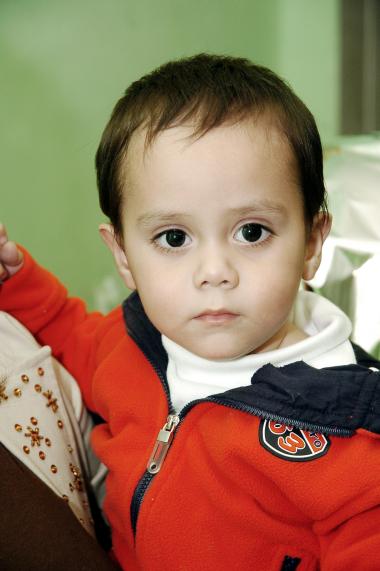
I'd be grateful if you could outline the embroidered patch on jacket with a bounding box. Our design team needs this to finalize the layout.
[259,419,330,462]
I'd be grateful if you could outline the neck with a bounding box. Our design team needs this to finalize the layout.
[253,321,308,354]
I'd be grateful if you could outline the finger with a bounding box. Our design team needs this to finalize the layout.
[0,223,8,245]
[0,241,23,267]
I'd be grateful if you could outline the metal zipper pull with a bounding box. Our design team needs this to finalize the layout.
[147,414,180,474]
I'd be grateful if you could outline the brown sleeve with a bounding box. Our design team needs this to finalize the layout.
[0,444,121,570]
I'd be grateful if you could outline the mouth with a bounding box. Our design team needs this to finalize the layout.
[194,309,239,324]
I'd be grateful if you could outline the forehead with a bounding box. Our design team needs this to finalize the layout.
[122,118,300,211]
[128,115,294,158]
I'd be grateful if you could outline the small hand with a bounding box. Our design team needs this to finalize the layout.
[0,223,24,282]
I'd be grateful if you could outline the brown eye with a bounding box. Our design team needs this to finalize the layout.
[165,229,186,247]
[155,229,190,249]
[235,223,270,244]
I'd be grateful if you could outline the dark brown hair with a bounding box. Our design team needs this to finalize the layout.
[96,53,327,238]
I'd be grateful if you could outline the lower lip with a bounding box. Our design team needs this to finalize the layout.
[195,313,238,324]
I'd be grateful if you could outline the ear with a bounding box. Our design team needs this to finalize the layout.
[99,223,137,291]
[302,212,332,281]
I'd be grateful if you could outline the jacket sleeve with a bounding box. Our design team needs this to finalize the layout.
[0,247,124,411]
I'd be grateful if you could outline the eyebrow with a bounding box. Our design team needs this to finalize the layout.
[228,201,287,218]
[137,211,192,228]
[136,200,287,228]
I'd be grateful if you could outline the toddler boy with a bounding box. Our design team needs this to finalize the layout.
[1,54,380,570]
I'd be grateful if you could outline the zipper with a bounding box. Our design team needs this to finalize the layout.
[131,391,353,536]
[129,347,175,536]
[281,555,301,570]
[130,471,155,535]
[130,400,202,536]
[129,346,354,536]
[147,414,180,474]
[205,396,353,437]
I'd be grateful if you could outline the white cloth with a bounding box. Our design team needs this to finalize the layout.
[0,312,106,533]
[163,291,355,413]
[309,137,380,356]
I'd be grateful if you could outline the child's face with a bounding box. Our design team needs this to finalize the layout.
[103,119,327,360]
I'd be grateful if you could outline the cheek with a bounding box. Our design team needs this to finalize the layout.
[251,246,305,285]
[138,286,180,338]
[131,250,185,289]
[247,254,303,312]
[133,267,181,320]
[276,242,308,281]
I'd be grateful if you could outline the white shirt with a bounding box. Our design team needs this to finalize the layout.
[162,291,355,413]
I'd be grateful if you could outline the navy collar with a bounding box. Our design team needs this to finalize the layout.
[122,292,380,435]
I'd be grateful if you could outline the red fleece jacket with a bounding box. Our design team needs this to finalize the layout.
[2,249,380,571]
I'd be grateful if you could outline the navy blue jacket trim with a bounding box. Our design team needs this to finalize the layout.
[122,293,168,375]
[122,293,380,435]
[214,361,380,434]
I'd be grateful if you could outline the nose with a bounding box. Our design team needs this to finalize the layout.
[193,245,239,289]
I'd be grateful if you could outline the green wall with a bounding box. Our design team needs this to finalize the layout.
[0,0,340,309]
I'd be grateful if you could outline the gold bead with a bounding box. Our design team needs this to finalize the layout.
[34,384,42,393]
[21,374,29,383]
[39,451,46,460]
[30,417,38,426]
[70,464,79,477]
[14,424,22,432]
[45,438,52,447]
[13,388,22,397]
[57,420,64,429]
[23,445,30,454]
[67,444,73,453]
[50,465,58,474]
[62,495,69,503]
[37,367,45,376]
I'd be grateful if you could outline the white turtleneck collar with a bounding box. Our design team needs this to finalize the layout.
[162,291,355,413]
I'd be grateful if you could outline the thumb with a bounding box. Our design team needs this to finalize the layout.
[0,241,24,277]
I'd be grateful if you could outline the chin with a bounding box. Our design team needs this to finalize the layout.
[192,346,246,362]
